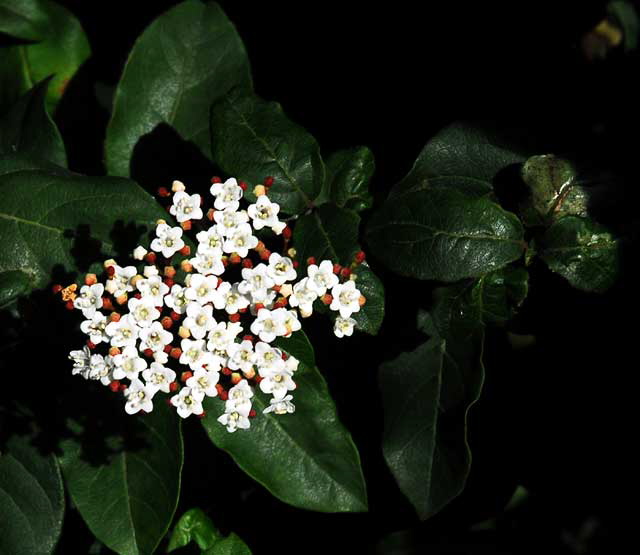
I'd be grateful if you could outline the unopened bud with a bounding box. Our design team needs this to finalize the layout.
[279,284,293,297]
[180,220,192,231]
[231,372,242,384]
[84,273,97,285]
[109,346,121,356]
[253,184,266,196]
[103,259,116,268]
[180,259,193,272]
[359,295,367,306]
[170,347,182,359]
[163,266,176,279]
[178,326,190,339]
[133,246,147,260]
[109,312,121,322]
[171,180,186,192]
[161,316,173,330]
[179,245,190,256]
[115,293,128,305]
[156,219,166,226]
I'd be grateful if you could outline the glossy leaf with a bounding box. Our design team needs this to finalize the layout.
[318,146,374,211]
[366,188,525,281]
[0,0,90,112]
[105,0,252,176]
[59,401,183,555]
[0,157,170,303]
[0,435,65,555]
[537,215,619,292]
[168,508,221,552]
[203,534,251,555]
[0,80,66,166]
[201,331,367,513]
[210,90,324,215]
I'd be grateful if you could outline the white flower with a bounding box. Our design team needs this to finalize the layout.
[179,338,216,370]
[247,195,283,232]
[284,354,300,374]
[127,296,160,328]
[214,208,249,237]
[133,245,147,260]
[153,350,169,364]
[222,223,258,257]
[164,284,189,314]
[267,253,296,285]
[210,177,243,211]
[207,321,243,353]
[225,379,253,415]
[142,362,176,394]
[170,387,204,418]
[139,321,173,352]
[288,277,318,316]
[258,364,296,400]
[263,394,296,415]
[150,223,184,258]
[254,341,284,370]
[73,283,104,317]
[227,340,256,374]
[250,308,287,343]
[124,379,155,414]
[169,191,203,222]
[190,251,225,276]
[330,280,362,318]
[143,265,159,278]
[111,346,147,380]
[238,264,275,302]
[69,346,91,377]
[279,308,301,336]
[334,316,357,338]
[105,314,139,348]
[105,265,136,298]
[306,260,339,295]
[195,227,224,257]
[212,282,250,314]
[186,367,220,398]
[184,274,218,305]
[87,353,115,385]
[183,302,215,339]
[217,409,250,432]
[80,312,109,344]
[137,275,169,306]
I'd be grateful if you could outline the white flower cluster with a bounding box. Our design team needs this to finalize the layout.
[65,177,365,431]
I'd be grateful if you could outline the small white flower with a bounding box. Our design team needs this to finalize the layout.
[169,191,203,222]
[195,227,224,257]
[164,284,189,314]
[288,278,318,316]
[207,321,243,353]
[258,363,296,400]
[179,338,216,370]
[139,321,173,352]
[263,394,296,415]
[183,302,215,339]
[227,340,256,374]
[186,367,220,398]
[105,265,137,297]
[105,314,139,348]
[267,253,297,285]
[217,409,251,432]
[132,245,147,260]
[278,308,301,336]
[210,177,243,211]
[150,223,185,258]
[223,223,258,257]
[87,353,115,385]
[190,251,225,276]
[143,265,159,278]
[334,316,357,338]
[124,379,155,414]
[238,264,275,302]
[247,195,283,232]
[73,283,104,318]
[142,362,176,394]
[127,296,160,328]
[250,308,287,343]
[153,350,169,364]
[284,354,300,374]
[111,346,147,380]
[306,260,339,295]
[330,280,362,319]
[254,341,284,370]
[80,312,109,344]
[170,387,204,418]
[214,208,249,237]
[69,346,91,378]
[212,282,250,314]
[184,274,218,305]
[226,379,254,414]
[137,275,169,306]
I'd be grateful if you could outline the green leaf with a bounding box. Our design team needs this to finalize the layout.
[168,508,221,552]
[0,270,32,308]
[366,188,526,281]
[391,122,526,199]
[201,331,367,513]
[210,89,324,215]
[0,436,65,555]
[59,401,183,555]
[318,147,374,211]
[379,332,484,520]
[0,157,170,300]
[518,154,587,226]
[470,267,529,325]
[536,215,619,292]
[105,0,252,176]
[203,533,251,555]
[0,79,66,166]
[609,1,639,51]
[351,263,384,334]
[0,0,90,112]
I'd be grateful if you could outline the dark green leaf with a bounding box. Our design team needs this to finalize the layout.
[210,90,324,215]
[391,122,526,199]
[318,147,374,211]
[0,0,90,112]
[0,157,170,299]
[0,436,65,555]
[105,0,252,176]
[0,270,32,308]
[201,331,367,513]
[537,215,619,292]
[168,508,221,552]
[609,1,639,51]
[470,267,529,325]
[203,533,251,555]
[59,401,183,555]
[0,79,66,166]
[366,188,525,281]
[351,263,384,334]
